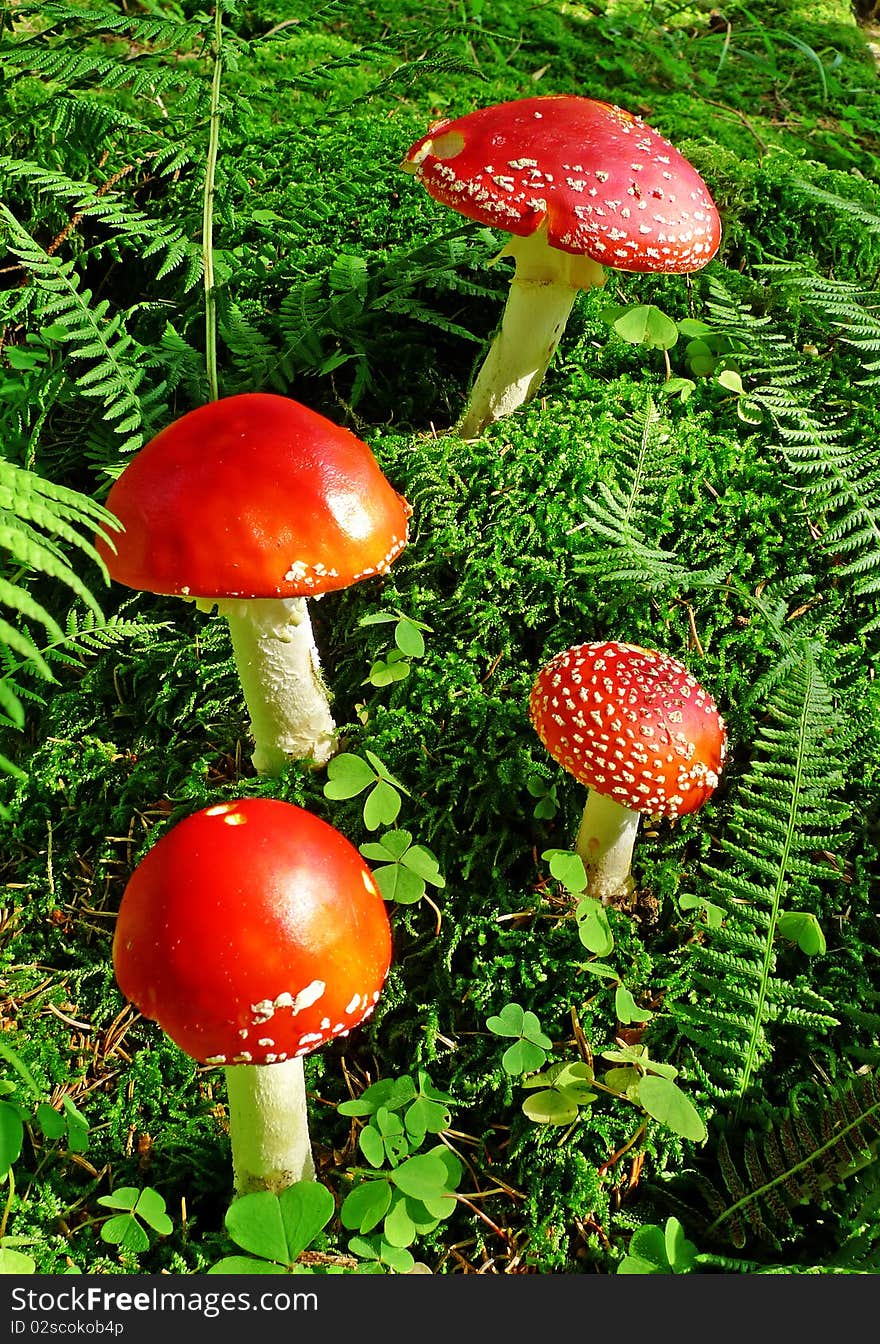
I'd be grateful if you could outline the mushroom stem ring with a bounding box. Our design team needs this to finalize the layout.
[458,227,605,440]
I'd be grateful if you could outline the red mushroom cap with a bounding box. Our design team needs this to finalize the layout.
[96,393,411,599]
[113,798,392,1065]
[404,95,721,274]
[529,641,727,819]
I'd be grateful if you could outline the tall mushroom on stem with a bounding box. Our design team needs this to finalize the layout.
[95,393,411,775]
[529,642,727,905]
[113,797,392,1195]
[402,96,722,438]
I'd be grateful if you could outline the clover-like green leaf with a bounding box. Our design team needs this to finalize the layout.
[338,1075,416,1118]
[96,1186,171,1250]
[605,303,679,350]
[615,986,653,1025]
[36,1102,67,1141]
[717,367,745,394]
[521,1061,593,1094]
[660,376,696,402]
[678,892,725,929]
[676,318,712,338]
[426,1146,463,1201]
[486,1002,550,1047]
[487,1003,553,1076]
[522,1089,580,1125]
[99,1214,150,1253]
[62,1097,90,1153]
[383,1192,420,1248]
[527,776,559,819]
[360,830,412,864]
[360,1107,409,1166]
[685,339,718,376]
[222,1183,334,1266]
[348,1234,415,1274]
[363,779,403,831]
[340,1178,392,1234]
[323,752,376,800]
[501,1039,546,1075]
[580,961,619,982]
[133,1187,173,1236]
[665,1215,699,1272]
[208,1257,288,1275]
[399,843,445,887]
[576,897,614,956]
[360,832,445,905]
[521,1063,597,1126]
[0,1100,25,1176]
[97,1187,140,1212]
[637,1074,707,1143]
[542,848,587,893]
[394,617,428,658]
[389,1153,450,1202]
[364,650,411,687]
[617,1217,699,1274]
[363,750,410,793]
[0,1248,36,1273]
[404,1074,453,1140]
[777,910,826,956]
[617,1223,667,1274]
[603,1066,642,1101]
[371,864,424,904]
[601,1043,677,1078]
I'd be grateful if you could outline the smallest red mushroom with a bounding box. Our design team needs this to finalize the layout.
[113,797,392,1195]
[529,641,727,904]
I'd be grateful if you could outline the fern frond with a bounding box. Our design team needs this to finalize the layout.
[788,180,880,237]
[0,157,203,288]
[7,2,207,51]
[667,647,848,1103]
[571,396,695,591]
[703,1073,880,1250]
[706,276,880,635]
[759,261,880,386]
[0,205,167,454]
[0,459,118,758]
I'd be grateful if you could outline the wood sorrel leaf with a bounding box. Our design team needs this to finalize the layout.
[638,1074,707,1142]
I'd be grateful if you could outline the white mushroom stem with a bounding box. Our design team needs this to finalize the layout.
[225,1058,316,1196]
[574,789,642,905]
[457,225,606,440]
[201,596,337,775]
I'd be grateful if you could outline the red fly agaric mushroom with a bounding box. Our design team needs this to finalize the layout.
[96,393,410,775]
[402,96,722,438]
[113,797,392,1195]
[529,641,727,905]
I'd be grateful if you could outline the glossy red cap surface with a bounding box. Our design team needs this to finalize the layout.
[529,641,727,819]
[404,96,721,273]
[97,393,411,599]
[113,798,392,1065]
